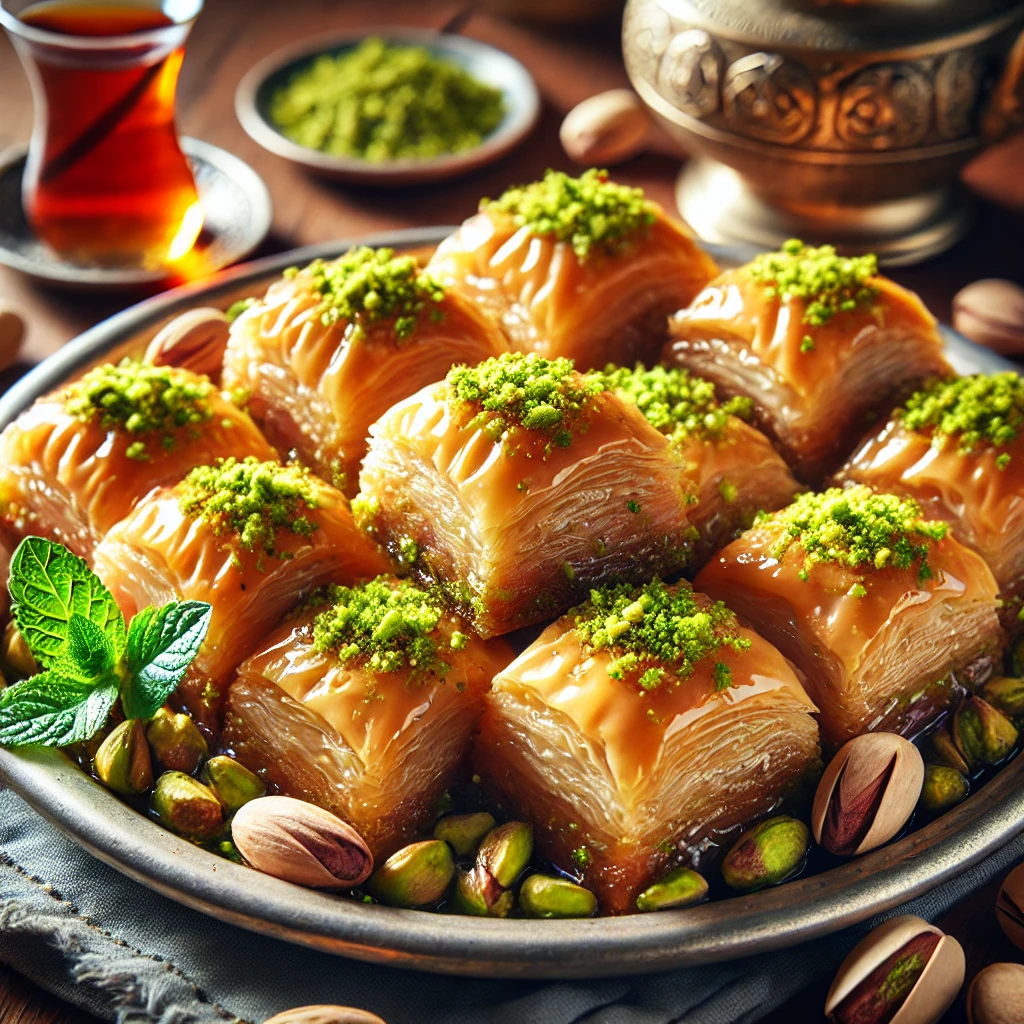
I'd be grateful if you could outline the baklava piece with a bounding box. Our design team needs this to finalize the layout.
[665,241,951,483]
[93,457,390,733]
[597,364,800,570]
[427,169,718,371]
[0,361,276,558]
[223,575,513,858]
[356,352,698,637]
[475,578,820,914]
[837,374,1024,628]
[695,487,1003,747]
[223,247,507,495]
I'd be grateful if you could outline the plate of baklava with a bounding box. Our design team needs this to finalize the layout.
[0,169,1022,978]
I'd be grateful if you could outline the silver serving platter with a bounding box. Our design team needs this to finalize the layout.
[0,228,1019,979]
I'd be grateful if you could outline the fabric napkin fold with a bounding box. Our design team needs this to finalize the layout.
[1,786,1021,1024]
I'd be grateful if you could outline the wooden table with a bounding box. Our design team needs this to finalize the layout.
[1,2,1024,1021]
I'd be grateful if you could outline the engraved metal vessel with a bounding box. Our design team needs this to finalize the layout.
[623,0,1024,263]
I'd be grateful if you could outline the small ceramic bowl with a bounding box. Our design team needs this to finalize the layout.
[235,28,541,186]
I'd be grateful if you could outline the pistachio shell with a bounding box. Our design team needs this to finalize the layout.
[144,307,229,378]
[559,89,650,166]
[996,862,1024,951]
[433,812,496,857]
[0,302,25,373]
[953,696,1019,770]
[519,874,597,919]
[264,1006,387,1024]
[952,279,1024,356]
[368,840,455,908]
[812,733,924,857]
[636,867,708,912]
[919,764,968,814]
[967,962,1024,1024]
[825,915,964,1024]
[232,796,373,889]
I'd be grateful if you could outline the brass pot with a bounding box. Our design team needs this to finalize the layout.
[623,0,1024,263]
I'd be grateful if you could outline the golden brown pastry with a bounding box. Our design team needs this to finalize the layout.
[475,578,820,914]
[223,575,513,859]
[0,361,276,559]
[223,247,508,495]
[665,241,951,483]
[695,486,1004,748]
[427,169,718,371]
[356,352,698,637]
[93,457,390,734]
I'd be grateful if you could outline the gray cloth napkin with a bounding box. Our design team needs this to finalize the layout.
[1,786,1021,1024]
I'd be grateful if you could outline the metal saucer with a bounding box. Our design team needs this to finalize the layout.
[0,137,272,290]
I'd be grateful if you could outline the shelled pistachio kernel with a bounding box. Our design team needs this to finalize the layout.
[451,865,514,918]
[200,755,265,812]
[825,916,963,1024]
[721,817,810,892]
[433,811,496,857]
[368,840,455,908]
[996,861,1024,951]
[928,726,970,775]
[919,764,968,814]
[636,867,708,912]
[980,675,1024,718]
[519,875,597,919]
[94,719,153,797]
[477,821,533,888]
[151,771,223,839]
[953,695,1019,770]
[145,707,208,774]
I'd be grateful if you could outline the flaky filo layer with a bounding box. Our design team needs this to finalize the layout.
[474,605,820,914]
[427,207,718,371]
[358,385,699,636]
[222,268,507,496]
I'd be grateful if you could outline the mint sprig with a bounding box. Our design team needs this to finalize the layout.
[0,537,212,748]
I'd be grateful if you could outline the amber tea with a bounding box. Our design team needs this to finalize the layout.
[4,0,203,267]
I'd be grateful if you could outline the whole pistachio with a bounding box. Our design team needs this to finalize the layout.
[636,867,708,912]
[451,865,514,918]
[559,89,650,166]
[928,725,970,775]
[264,1006,388,1024]
[94,719,153,797]
[2,620,38,678]
[201,755,265,812]
[143,307,230,378]
[151,771,224,839]
[813,733,924,857]
[996,861,1024,951]
[721,816,810,892]
[952,279,1024,356]
[433,811,496,857]
[953,696,1019,770]
[919,763,969,814]
[825,915,964,1024]
[979,676,1024,719]
[368,840,455,908]
[146,707,209,775]
[232,796,372,889]
[477,821,533,888]
[519,874,597,919]
[967,962,1024,1024]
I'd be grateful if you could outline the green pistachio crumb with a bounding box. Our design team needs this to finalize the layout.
[900,373,1024,466]
[269,36,505,162]
[718,479,738,504]
[65,359,213,459]
[448,352,603,450]
[571,846,591,869]
[746,239,877,335]
[311,576,462,677]
[594,363,753,441]
[225,297,257,322]
[179,457,321,560]
[398,537,419,566]
[573,578,750,693]
[485,169,656,261]
[759,485,947,582]
[713,661,733,691]
[850,582,867,598]
[627,500,641,514]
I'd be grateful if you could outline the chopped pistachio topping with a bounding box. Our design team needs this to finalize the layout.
[448,352,604,450]
[760,486,947,582]
[594,363,753,441]
[900,373,1024,464]
[180,457,320,560]
[572,578,750,692]
[64,359,213,460]
[287,247,445,341]
[311,576,460,676]
[269,36,505,162]
[485,169,656,261]
[746,239,878,332]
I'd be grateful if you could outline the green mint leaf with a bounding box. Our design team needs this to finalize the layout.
[8,537,126,669]
[122,601,212,720]
[64,613,116,680]
[0,671,118,747]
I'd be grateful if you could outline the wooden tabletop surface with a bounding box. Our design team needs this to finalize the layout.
[2,1,1024,1022]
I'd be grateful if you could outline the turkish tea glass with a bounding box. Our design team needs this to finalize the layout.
[0,0,204,268]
